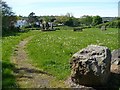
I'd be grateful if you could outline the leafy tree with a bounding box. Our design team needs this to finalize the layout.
[28,12,36,23]
[2,1,18,34]
[92,15,102,26]
[1,1,14,16]
[65,17,79,27]
[65,17,73,26]
[80,15,93,26]
[28,12,35,17]
[72,18,80,27]
[42,16,50,22]
[49,16,56,22]
[65,12,73,17]
[55,15,69,24]
[55,13,79,27]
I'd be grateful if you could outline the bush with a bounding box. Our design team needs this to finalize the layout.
[95,20,119,28]
[2,27,20,36]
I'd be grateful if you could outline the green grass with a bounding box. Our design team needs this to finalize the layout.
[2,27,119,88]
[26,28,119,80]
[2,30,39,88]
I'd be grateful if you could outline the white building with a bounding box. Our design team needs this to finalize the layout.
[14,19,28,28]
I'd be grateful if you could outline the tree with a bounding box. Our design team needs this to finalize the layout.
[65,17,79,27]
[72,18,80,27]
[65,17,73,26]
[92,15,102,26]
[80,15,93,26]
[28,12,35,17]
[56,15,69,24]
[28,12,36,23]
[42,16,50,22]
[2,1,18,33]
[1,1,14,16]
[65,12,73,17]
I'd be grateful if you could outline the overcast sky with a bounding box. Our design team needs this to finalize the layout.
[4,0,119,17]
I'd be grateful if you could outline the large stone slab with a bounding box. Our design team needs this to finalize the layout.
[70,45,111,86]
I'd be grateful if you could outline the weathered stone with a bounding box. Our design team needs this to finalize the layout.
[70,45,111,86]
[54,28,60,30]
[73,27,83,31]
[50,22,53,30]
[111,49,120,65]
[66,77,95,89]
[111,49,120,74]
[101,26,107,31]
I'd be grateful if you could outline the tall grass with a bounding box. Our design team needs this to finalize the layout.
[26,28,119,80]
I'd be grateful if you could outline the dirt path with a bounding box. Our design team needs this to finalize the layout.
[11,36,67,88]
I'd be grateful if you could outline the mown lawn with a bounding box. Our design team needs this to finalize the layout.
[26,28,119,80]
[2,30,39,88]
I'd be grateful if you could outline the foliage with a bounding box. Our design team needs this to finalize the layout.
[108,20,119,28]
[79,15,93,26]
[65,17,79,27]
[2,16,18,29]
[39,16,56,22]
[55,14,79,27]
[42,16,51,22]
[1,1,14,16]
[2,1,19,35]
[28,12,37,23]
[65,12,73,17]
[55,15,69,24]
[92,15,102,26]
[56,15,102,27]
[96,19,120,28]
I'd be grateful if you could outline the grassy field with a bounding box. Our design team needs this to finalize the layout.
[26,28,119,80]
[2,30,39,88]
[2,27,119,88]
